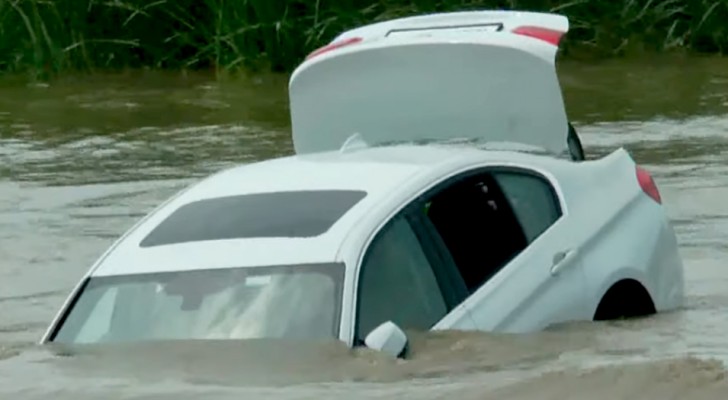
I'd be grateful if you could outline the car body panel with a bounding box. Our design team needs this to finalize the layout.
[450,166,590,333]
[333,145,682,337]
[289,11,571,157]
[447,149,640,332]
[41,10,685,350]
[548,149,685,316]
[40,143,684,346]
[579,194,685,316]
[344,151,583,334]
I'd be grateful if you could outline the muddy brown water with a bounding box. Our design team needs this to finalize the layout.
[3,55,728,398]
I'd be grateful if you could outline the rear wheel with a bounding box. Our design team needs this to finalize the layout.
[567,123,585,161]
[593,279,656,321]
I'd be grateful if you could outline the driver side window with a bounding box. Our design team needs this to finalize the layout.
[355,216,448,341]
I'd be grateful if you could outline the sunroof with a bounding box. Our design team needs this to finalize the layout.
[140,190,367,247]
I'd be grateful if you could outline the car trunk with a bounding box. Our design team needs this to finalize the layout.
[288,10,572,157]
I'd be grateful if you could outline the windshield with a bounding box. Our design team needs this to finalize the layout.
[51,263,345,344]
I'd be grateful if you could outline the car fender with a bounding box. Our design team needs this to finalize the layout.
[590,267,655,315]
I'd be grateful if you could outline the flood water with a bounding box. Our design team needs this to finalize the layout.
[3,54,728,398]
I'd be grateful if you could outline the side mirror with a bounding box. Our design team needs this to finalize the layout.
[364,321,408,358]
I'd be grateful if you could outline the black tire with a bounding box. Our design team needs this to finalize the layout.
[567,122,585,161]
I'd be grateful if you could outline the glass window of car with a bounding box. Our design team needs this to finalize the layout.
[141,190,367,247]
[355,216,448,341]
[52,263,345,344]
[493,171,562,243]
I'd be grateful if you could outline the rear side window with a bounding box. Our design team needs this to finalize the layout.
[140,190,367,247]
[493,172,561,242]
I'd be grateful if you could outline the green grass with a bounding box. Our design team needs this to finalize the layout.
[2,0,728,78]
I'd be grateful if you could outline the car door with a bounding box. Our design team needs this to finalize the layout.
[352,211,475,345]
[419,166,589,333]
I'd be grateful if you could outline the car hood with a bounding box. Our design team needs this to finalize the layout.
[288,10,571,157]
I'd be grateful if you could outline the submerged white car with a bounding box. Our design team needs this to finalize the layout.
[42,10,684,358]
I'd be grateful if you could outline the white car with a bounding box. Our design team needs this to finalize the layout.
[41,10,684,358]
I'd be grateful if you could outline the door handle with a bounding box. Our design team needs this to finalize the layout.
[550,249,577,276]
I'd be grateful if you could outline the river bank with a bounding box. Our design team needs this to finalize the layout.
[2,0,728,79]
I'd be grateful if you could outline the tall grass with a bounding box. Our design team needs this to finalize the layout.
[1,0,728,77]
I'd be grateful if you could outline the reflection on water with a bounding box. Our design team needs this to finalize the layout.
[2,55,728,398]
[0,71,292,185]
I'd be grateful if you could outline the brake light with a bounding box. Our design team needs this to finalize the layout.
[512,26,564,46]
[306,37,363,60]
[636,165,662,204]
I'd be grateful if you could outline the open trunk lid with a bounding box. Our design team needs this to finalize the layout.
[288,10,571,156]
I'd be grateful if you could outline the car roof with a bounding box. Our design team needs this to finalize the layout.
[90,145,461,277]
[90,144,567,278]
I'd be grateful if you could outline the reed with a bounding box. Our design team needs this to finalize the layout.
[1,0,727,77]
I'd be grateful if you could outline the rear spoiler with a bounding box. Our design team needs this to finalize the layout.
[307,10,569,60]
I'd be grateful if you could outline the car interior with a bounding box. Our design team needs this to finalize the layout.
[424,172,529,293]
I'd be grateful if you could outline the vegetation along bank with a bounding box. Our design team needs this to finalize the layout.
[2,0,727,77]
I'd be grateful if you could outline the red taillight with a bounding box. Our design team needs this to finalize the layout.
[512,26,564,46]
[636,165,662,204]
[305,37,363,60]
